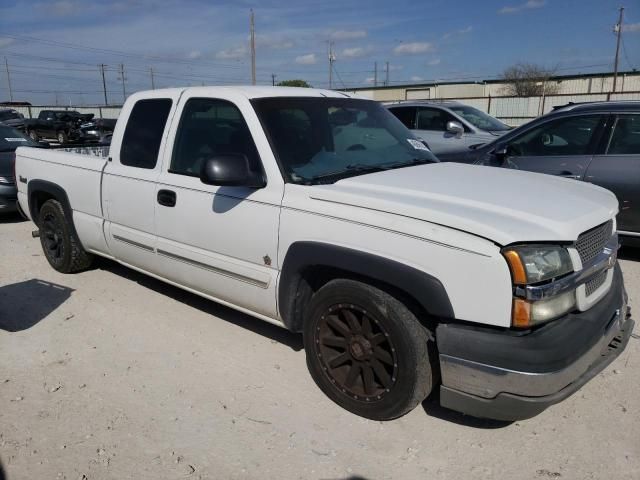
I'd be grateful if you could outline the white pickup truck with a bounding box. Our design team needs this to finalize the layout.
[15,87,633,421]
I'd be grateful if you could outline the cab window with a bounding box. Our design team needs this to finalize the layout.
[416,107,457,131]
[120,98,172,169]
[170,98,262,178]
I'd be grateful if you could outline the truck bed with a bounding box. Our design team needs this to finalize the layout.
[15,146,110,255]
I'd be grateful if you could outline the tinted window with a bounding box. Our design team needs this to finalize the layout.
[388,107,416,129]
[252,97,437,184]
[120,99,172,169]
[449,105,510,132]
[607,115,640,155]
[170,98,262,177]
[0,126,39,151]
[508,115,602,157]
[416,107,455,131]
[0,110,20,121]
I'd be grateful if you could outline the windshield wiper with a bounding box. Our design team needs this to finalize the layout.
[306,164,390,184]
[383,157,435,170]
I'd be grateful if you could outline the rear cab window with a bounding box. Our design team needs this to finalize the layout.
[120,98,173,169]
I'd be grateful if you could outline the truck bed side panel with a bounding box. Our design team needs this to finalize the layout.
[15,146,110,256]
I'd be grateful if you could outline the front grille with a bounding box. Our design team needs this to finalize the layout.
[585,270,607,297]
[575,221,613,265]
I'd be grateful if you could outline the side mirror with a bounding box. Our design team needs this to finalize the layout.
[446,121,464,137]
[200,154,266,188]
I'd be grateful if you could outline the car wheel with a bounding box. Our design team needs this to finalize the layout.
[303,278,434,420]
[28,130,38,141]
[57,131,68,144]
[38,199,94,273]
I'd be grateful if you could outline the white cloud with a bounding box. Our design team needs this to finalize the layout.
[624,23,640,33]
[499,0,545,14]
[216,45,247,60]
[443,26,473,39]
[330,30,367,40]
[0,37,15,48]
[393,42,435,55]
[187,50,202,59]
[428,58,441,66]
[341,47,370,58]
[365,76,375,84]
[410,76,424,82]
[254,33,295,50]
[295,53,317,65]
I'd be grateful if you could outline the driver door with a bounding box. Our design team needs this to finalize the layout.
[502,114,606,179]
[154,91,284,320]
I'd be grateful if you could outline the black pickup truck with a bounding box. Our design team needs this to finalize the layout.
[24,110,95,144]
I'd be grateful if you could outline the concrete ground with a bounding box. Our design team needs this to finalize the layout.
[1,213,638,480]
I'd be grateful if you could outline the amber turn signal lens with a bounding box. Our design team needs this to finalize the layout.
[512,298,531,328]
[503,250,527,285]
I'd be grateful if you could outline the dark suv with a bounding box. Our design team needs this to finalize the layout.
[451,101,640,244]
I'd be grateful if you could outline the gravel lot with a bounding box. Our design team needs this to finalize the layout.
[1,213,639,480]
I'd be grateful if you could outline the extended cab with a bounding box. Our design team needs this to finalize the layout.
[15,87,634,421]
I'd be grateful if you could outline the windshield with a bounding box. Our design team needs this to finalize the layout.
[0,110,20,121]
[0,126,40,151]
[252,97,438,184]
[449,105,510,132]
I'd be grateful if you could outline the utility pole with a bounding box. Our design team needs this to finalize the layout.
[98,64,108,105]
[150,67,156,90]
[118,63,127,103]
[374,62,378,87]
[250,9,256,86]
[271,73,277,86]
[613,6,624,93]
[328,41,336,89]
[385,61,389,86]
[4,57,13,102]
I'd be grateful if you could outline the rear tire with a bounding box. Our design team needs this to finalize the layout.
[38,199,94,273]
[303,279,434,420]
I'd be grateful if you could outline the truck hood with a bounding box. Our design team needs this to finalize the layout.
[309,163,618,246]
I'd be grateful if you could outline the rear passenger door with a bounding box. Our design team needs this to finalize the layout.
[102,93,179,274]
[502,114,606,179]
[584,114,640,235]
[153,91,284,320]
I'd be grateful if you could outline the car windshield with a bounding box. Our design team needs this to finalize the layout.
[449,105,510,132]
[252,97,438,184]
[0,125,40,151]
[0,110,19,121]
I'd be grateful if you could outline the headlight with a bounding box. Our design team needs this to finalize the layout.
[503,245,573,284]
[503,245,575,328]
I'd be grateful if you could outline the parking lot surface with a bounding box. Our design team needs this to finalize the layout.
[1,214,639,480]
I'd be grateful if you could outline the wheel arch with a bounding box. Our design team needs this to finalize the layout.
[27,180,73,228]
[278,241,454,332]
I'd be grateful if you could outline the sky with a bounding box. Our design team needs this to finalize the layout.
[0,0,638,105]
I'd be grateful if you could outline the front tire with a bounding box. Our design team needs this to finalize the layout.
[28,129,38,141]
[57,131,68,144]
[303,279,434,420]
[38,199,94,273]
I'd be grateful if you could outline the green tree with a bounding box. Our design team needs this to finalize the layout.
[276,79,312,88]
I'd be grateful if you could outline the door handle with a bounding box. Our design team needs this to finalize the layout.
[157,189,176,207]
